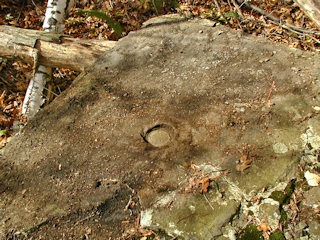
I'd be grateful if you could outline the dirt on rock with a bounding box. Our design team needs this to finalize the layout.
[1,17,320,239]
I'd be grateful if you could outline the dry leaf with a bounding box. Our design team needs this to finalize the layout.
[240,155,248,162]
[236,164,250,172]
[197,177,210,194]
[190,163,200,170]
[312,106,320,112]
[305,171,320,186]
[237,155,253,172]
[257,221,271,232]
[257,221,271,239]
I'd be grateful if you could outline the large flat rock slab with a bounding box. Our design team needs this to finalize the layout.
[1,18,320,239]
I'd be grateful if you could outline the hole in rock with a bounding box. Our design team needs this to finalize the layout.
[144,124,175,148]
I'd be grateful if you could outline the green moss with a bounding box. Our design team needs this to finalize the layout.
[269,179,295,205]
[295,180,303,188]
[248,210,254,216]
[237,224,263,240]
[223,11,240,19]
[269,191,286,203]
[280,208,287,222]
[284,180,295,197]
[270,230,285,240]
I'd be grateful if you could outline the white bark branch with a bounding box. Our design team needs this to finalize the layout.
[43,0,75,32]
[22,66,52,116]
[22,0,75,119]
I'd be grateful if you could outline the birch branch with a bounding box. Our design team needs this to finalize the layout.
[22,0,75,119]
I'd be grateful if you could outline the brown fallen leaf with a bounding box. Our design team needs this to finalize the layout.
[257,221,272,239]
[236,164,250,172]
[197,177,210,194]
[237,155,253,172]
[240,154,248,162]
[257,221,271,232]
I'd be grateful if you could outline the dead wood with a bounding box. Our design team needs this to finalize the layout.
[238,0,320,35]
[0,25,117,72]
[295,0,320,28]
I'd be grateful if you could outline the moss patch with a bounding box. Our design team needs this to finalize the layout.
[270,230,286,240]
[269,179,295,205]
[237,224,263,240]
[280,208,288,222]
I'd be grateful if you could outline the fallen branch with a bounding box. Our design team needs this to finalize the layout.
[270,20,320,45]
[295,0,320,28]
[231,0,244,18]
[0,25,117,72]
[238,0,320,36]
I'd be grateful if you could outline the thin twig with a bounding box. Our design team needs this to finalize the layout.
[265,81,275,104]
[237,218,253,234]
[75,212,96,225]
[241,0,320,36]
[109,0,114,9]
[231,0,244,18]
[238,0,247,9]
[124,195,133,211]
[271,20,320,45]
[227,0,232,9]
[31,0,44,14]
[57,86,62,94]
[43,85,59,97]
[17,1,25,21]
[203,192,215,212]
[213,0,229,25]
[152,0,159,15]
[124,183,135,194]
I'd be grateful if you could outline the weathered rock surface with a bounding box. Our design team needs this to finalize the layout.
[1,17,320,239]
